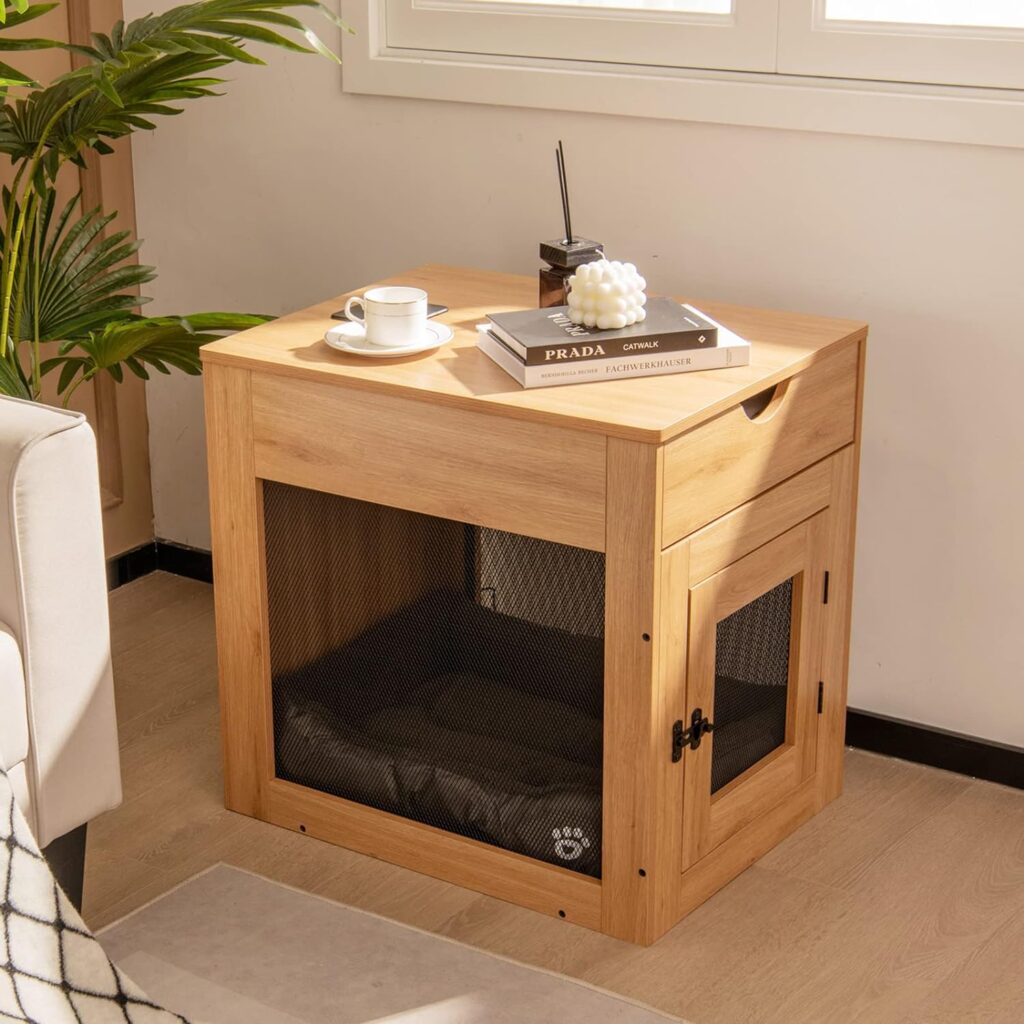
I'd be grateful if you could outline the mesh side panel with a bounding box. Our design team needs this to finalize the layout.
[264,481,605,877]
[711,577,793,794]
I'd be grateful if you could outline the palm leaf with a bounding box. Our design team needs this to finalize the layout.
[0,35,62,50]
[1,0,335,399]
[55,312,271,387]
[0,0,62,49]
[0,58,34,87]
[0,351,29,397]
[0,0,31,23]
[0,0,349,170]
[2,191,156,343]
[0,1,60,84]
[1,1,56,25]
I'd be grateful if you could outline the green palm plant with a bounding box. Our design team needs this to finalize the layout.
[0,0,349,402]
[0,1,64,88]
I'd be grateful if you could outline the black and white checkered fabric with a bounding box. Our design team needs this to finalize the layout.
[1,768,191,1023]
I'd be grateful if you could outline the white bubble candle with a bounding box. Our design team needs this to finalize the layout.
[566,259,647,330]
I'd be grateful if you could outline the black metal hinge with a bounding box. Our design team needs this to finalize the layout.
[823,570,831,604]
[672,708,715,762]
[817,681,824,714]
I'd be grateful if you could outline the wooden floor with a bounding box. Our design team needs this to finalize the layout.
[88,571,1024,1024]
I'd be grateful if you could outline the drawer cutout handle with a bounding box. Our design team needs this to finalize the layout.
[741,379,790,422]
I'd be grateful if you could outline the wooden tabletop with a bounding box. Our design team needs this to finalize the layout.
[200,264,866,444]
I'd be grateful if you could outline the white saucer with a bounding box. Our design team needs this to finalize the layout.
[324,320,453,358]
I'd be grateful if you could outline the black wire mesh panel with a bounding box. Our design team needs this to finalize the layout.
[711,577,794,794]
[263,481,606,877]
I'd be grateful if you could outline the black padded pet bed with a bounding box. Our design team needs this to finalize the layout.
[273,592,788,878]
[274,592,605,876]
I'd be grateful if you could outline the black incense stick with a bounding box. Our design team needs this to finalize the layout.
[556,140,573,244]
[557,142,572,243]
[555,146,567,241]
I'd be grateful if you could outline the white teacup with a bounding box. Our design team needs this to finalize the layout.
[344,286,427,347]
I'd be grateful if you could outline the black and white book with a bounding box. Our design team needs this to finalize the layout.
[487,298,718,366]
[477,322,750,389]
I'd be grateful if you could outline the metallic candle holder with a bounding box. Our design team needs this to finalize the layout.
[539,236,604,308]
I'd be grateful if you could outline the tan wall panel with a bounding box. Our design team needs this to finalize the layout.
[6,0,153,557]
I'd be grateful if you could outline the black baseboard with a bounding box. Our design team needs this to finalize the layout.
[846,709,1024,790]
[156,540,214,583]
[110,541,157,586]
[111,540,213,588]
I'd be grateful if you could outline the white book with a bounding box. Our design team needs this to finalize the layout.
[477,322,751,389]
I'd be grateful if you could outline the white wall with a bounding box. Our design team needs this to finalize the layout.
[132,36,1024,747]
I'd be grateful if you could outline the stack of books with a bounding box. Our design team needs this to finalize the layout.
[477,298,750,389]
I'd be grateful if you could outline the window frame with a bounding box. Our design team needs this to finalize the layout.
[385,0,779,73]
[777,0,1024,91]
[341,0,1024,150]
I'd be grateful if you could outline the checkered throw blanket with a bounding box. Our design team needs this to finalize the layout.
[0,767,191,1023]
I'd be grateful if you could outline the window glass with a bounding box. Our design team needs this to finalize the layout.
[473,0,730,11]
[824,1,1024,29]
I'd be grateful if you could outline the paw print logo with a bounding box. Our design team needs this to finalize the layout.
[552,826,591,862]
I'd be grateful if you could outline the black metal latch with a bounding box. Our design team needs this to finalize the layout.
[672,708,715,762]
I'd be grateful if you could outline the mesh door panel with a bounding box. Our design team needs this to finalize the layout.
[711,577,793,794]
[263,481,605,877]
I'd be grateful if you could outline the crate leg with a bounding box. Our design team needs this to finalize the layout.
[816,445,859,809]
[602,438,684,944]
[205,364,274,819]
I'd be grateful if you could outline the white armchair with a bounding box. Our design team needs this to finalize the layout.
[0,395,122,904]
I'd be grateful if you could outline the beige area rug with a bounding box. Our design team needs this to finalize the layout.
[98,865,688,1024]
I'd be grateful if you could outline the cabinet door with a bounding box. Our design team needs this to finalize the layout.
[681,513,829,868]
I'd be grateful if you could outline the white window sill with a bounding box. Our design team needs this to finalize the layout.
[340,0,1024,149]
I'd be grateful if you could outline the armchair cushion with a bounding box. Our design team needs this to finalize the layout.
[0,396,121,847]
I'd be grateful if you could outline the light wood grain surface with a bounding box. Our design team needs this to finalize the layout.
[600,438,676,943]
[204,365,273,819]
[200,264,867,444]
[252,371,608,551]
[267,779,602,930]
[683,521,815,864]
[683,456,834,585]
[662,340,858,545]
[88,572,1024,1024]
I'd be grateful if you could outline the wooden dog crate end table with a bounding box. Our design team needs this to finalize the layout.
[202,264,866,945]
